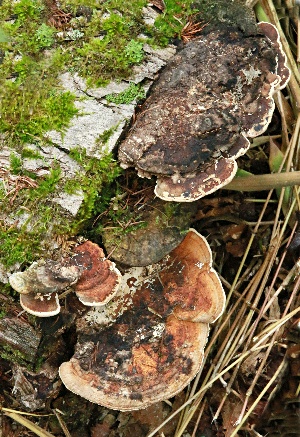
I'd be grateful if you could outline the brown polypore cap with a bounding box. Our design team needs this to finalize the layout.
[72,241,122,306]
[20,292,60,317]
[163,229,225,322]
[59,229,225,410]
[119,23,290,202]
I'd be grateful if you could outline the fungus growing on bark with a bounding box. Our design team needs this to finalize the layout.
[9,260,81,317]
[8,241,122,316]
[9,261,81,295]
[118,22,290,202]
[72,241,122,306]
[59,229,225,410]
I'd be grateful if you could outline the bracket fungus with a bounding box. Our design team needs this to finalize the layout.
[72,241,122,306]
[9,261,81,317]
[8,241,122,316]
[119,22,290,202]
[59,229,225,410]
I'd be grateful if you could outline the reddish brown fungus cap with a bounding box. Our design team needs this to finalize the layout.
[72,241,122,306]
[163,229,225,322]
[59,229,225,410]
[20,292,60,317]
[119,22,290,202]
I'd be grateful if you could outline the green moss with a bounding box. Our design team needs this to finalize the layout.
[0,0,196,145]
[57,0,196,85]
[0,0,77,144]
[0,26,9,42]
[21,147,43,160]
[124,39,144,63]
[96,125,118,145]
[0,309,7,319]
[34,23,55,48]
[0,75,78,142]
[59,0,148,86]
[29,167,62,199]
[65,149,122,230]
[0,223,42,267]
[106,83,146,104]
[9,153,22,175]
[0,344,32,369]
[0,148,122,268]
[0,165,67,268]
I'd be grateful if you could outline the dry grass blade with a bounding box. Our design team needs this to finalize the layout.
[2,409,55,437]
[224,170,300,191]
[53,409,72,437]
[229,358,286,436]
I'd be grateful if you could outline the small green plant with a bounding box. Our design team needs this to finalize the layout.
[12,0,44,24]
[64,150,122,226]
[0,77,78,142]
[34,23,55,49]
[21,147,43,160]
[0,224,40,267]
[0,27,9,42]
[124,39,144,63]
[29,167,62,200]
[106,83,146,104]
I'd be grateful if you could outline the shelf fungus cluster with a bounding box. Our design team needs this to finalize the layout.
[8,241,122,317]
[119,22,290,202]
[58,229,225,410]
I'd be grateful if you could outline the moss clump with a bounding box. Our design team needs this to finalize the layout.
[96,125,119,146]
[0,225,41,267]
[9,153,23,175]
[65,149,122,228]
[21,147,43,160]
[60,0,149,86]
[0,149,121,268]
[29,167,62,199]
[0,0,78,144]
[50,0,196,86]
